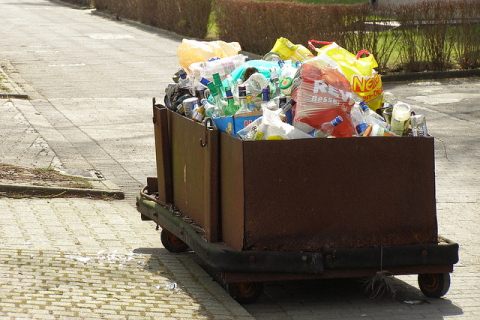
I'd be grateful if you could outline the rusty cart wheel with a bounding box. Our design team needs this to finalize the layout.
[226,281,264,304]
[418,273,451,298]
[161,229,189,253]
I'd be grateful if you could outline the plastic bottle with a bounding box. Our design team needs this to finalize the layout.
[207,82,226,117]
[269,69,281,98]
[244,72,269,96]
[363,124,397,137]
[359,100,391,130]
[213,73,225,99]
[382,91,398,109]
[235,85,249,115]
[201,98,216,118]
[278,97,296,122]
[350,104,368,136]
[192,105,205,123]
[246,93,257,112]
[314,116,343,138]
[183,98,198,119]
[391,102,412,136]
[278,60,298,96]
[178,71,192,89]
[224,87,239,116]
[260,88,278,110]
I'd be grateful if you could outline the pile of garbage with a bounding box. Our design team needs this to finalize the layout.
[164,38,428,140]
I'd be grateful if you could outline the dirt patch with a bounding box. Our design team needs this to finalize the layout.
[0,164,92,189]
[0,164,122,200]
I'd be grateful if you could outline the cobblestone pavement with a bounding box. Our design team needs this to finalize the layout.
[0,0,479,319]
[0,197,253,320]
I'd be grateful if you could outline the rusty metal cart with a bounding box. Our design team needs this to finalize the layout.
[136,99,459,304]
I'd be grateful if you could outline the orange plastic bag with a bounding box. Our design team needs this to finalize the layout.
[308,40,383,111]
[176,39,242,71]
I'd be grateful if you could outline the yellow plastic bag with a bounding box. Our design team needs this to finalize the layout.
[176,39,242,70]
[308,40,383,111]
[269,37,314,63]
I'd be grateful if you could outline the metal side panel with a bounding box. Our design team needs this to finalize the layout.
[219,133,245,251]
[166,109,219,242]
[241,136,437,251]
[153,101,173,204]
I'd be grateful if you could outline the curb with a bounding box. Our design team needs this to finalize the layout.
[381,69,480,83]
[0,60,29,99]
[0,183,125,199]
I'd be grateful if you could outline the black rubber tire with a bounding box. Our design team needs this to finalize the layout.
[226,282,264,304]
[418,273,451,298]
[160,229,189,253]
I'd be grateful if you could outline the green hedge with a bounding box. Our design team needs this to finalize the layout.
[93,0,212,39]
[91,0,480,73]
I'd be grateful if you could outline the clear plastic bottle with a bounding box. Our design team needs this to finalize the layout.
[382,91,398,109]
[269,69,281,97]
[350,104,368,136]
[260,88,278,110]
[277,97,296,122]
[201,98,215,118]
[244,72,269,96]
[363,124,397,137]
[314,116,343,138]
[246,93,257,112]
[235,85,249,115]
[207,82,226,117]
[359,101,391,130]
[178,71,192,92]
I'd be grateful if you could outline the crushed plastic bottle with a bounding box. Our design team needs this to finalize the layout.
[244,72,269,96]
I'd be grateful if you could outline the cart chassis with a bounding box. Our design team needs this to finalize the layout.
[136,189,458,284]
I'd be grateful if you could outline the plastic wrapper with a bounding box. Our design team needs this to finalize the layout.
[308,40,383,111]
[237,108,312,141]
[189,54,247,88]
[176,39,242,70]
[292,52,355,137]
[269,37,315,63]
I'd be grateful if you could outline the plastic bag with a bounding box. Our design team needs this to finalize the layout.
[177,39,242,70]
[238,108,312,141]
[308,40,383,111]
[228,60,280,83]
[189,54,247,87]
[269,37,315,63]
[292,52,355,137]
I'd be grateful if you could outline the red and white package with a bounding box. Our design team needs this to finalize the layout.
[292,54,355,137]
